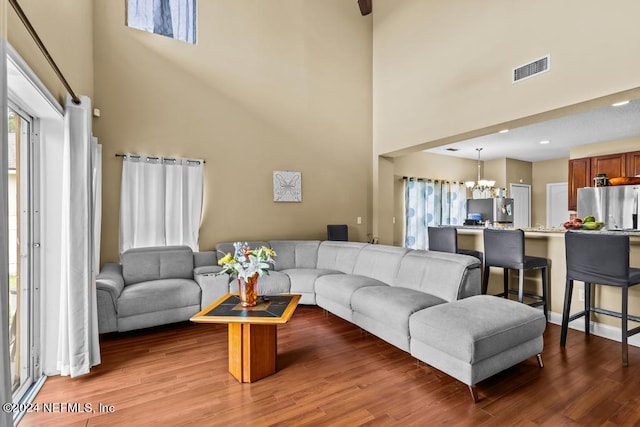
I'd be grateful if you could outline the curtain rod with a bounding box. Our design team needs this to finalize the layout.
[115,153,206,164]
[402,177,463,183]
[9,0,81,105]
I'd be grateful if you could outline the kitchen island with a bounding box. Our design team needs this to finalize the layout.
[456,226,640,344]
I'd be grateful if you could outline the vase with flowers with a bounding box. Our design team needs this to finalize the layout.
[217,242,277,307]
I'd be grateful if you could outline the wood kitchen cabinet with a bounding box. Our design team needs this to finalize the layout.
[568,151,637,210]
[625,151,640,176]
[568,157,590,211]
[591,153,626,180]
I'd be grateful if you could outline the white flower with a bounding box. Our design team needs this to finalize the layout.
[217,242,276,280]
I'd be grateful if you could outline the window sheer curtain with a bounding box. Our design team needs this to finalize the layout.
[119,154,203,254]
[403,178,467,250]
[57,95,101,377]
[441,180,467,226]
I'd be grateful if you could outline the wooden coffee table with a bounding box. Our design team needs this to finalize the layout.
[190,293,300,383]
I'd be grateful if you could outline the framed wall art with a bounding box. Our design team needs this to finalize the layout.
[273,171,302,202]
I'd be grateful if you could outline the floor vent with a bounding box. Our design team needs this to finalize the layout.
[512,55,550,83]
[445,148,459,152]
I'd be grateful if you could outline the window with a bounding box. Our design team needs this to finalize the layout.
[126,0,196,44]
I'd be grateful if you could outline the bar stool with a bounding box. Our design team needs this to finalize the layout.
[482,228,548,318]
[561,231,640,366]
[427,226,483,262]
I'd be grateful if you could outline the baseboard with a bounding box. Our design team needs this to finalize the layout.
[547,311,640,348]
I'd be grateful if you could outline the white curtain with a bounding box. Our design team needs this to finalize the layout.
[92,138,102,272]
[120,154,204,254]
[403,178,467,250]
[57,95,101,377]
[164,158,203,248]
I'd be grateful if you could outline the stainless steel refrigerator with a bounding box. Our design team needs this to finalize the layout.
[466,198,514,224]
[577,185,640,230]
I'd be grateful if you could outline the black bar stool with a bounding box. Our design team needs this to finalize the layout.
[427,226,483,262]
[561,231,640,366]
[482,228,548,318]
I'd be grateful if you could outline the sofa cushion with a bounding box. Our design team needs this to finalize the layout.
[315,274,388,309]
[409,295,546,364]
[121,246,194,285]
[281,268,339,294]
[118,278,201,317]
[394,250,481,302]
[352,245,409,285]
[269,240,320,270]
[316,241,368,273]
[352,286,446,333]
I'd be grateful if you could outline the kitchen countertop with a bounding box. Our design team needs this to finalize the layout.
[455,225,640,237]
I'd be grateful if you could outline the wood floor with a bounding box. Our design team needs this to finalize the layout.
[19,306,640,426]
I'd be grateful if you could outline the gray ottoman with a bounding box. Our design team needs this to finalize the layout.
[409,295,546,402]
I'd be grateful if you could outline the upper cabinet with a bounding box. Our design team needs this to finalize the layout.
[568,158,590,211]
[569,151,638,210]
[626,151,640,176]
[591,153,626,180]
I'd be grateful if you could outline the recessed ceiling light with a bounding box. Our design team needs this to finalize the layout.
[540,140,551,145]
[612,100,630,107]
[498,129,509,134]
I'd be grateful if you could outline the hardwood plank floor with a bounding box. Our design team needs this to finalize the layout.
[18,306,640,426]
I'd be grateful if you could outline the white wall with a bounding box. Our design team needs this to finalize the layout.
[373,0,640,157]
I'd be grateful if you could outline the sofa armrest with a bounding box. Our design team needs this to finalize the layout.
[97,263,125,307]
[97,289,118,333]
[195,269,231,308]
[194,265,223,276]
[194,251,217,268]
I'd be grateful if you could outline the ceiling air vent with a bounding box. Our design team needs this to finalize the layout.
[512,55,550,83]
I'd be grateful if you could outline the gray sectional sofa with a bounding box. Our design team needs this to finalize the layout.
[96,246,216,333]
[97,239,545,400]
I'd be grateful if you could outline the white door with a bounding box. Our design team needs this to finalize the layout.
[547,182,569,227]
[510,183,531,228]
[7,105,37,402]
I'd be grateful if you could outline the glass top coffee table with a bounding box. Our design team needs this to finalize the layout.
[190,293,301,383]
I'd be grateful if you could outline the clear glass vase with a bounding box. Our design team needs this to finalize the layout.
[238,273,259,307]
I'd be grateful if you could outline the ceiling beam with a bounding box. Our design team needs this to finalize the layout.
[358,0,372,16]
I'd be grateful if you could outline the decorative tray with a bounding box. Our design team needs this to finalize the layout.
[608,177,640,186]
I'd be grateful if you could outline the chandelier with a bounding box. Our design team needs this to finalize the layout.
[465,148,496,199]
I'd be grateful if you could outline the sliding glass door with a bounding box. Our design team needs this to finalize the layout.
[7,105,38,402]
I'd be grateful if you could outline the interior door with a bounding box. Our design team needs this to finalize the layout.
[547,182,569,227]
[510,183,531,228]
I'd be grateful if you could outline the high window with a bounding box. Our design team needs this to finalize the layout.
[126,0,197,44]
